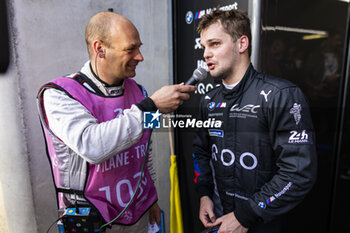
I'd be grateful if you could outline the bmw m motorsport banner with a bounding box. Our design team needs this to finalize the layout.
[173,1,248,232]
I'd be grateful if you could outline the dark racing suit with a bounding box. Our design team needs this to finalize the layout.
[193,64,317,231]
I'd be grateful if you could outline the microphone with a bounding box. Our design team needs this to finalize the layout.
[185,67,208,85]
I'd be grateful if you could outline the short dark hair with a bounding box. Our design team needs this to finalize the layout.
[197,9,252,56]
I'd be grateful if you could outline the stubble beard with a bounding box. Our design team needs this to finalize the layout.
[211,66,233,82]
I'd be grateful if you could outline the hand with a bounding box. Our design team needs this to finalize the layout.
[150,83,196,113]
[199,196,216,227]
[215,212,248,233]
[149,202,161,225]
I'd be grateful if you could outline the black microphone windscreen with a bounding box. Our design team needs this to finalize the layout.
[192,67,207,82]
[185,67,208,85]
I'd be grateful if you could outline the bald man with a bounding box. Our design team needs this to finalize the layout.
[37,11,195,232]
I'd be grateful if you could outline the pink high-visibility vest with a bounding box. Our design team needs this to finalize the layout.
[38,77,157,224]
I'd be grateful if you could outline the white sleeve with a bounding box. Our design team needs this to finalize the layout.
[43,88,144,164]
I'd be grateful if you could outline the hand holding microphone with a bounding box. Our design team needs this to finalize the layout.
[150,67,207,113]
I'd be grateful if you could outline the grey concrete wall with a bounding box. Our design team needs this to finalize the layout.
[0,0,172,232]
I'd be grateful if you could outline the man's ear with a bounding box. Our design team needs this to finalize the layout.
[93,40,105,58]
[238,35,249,54]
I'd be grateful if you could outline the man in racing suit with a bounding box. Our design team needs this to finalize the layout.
[37,12,195,232]
[193,9,317,233]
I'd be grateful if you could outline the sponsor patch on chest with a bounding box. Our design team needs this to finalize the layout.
[229,104,260,119]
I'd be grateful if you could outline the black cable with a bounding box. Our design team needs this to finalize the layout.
[95,51,100,78]
[46,216,62,233]
[99,129,153,230]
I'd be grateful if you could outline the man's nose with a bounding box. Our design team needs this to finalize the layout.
[203,48,213,60]
[134,49,144,62]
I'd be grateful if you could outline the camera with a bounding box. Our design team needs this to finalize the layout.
[58,206,105,233]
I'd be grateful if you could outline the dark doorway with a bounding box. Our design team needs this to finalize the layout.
[259,1,349,232]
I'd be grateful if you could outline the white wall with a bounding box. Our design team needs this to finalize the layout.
[0,0,172,232]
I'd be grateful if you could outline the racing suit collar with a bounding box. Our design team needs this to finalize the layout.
[81,61,125,97]
[221,63,256,99]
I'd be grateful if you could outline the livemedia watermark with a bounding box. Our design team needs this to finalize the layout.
[143,110,222,130]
